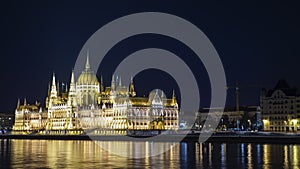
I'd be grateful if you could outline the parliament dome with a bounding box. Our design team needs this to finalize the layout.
[77,55,99,85]
[77,71,99,85]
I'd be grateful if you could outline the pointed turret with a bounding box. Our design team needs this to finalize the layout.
[129,76,136,97]
[161,91,165,98]
[65,83,68,93]
[17,98,20,109]
[50,73,57,96]
[47,82,51,97]
[118,77,122,86]
[49,73,58,106]
[57,80,60,96]
[24,98,27,106]
[71,70,75,84]
[171,90,177,106]
[111,74,116,91]
[171,90,178,108]
[68,70,77,107]
[46,82,51,108]
[100,75,105,93]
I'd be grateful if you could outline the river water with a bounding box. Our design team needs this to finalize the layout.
[0,139,299,168]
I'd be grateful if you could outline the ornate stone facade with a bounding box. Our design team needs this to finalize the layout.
[13,55,179,134]
[261,79,300,132]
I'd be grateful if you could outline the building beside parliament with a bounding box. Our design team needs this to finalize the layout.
[13,55,179,134]
[261,79,300,132]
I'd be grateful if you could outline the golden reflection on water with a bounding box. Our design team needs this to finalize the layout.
[284,145,289,168]
[263,144,270,169]
[0,140,299,168]
[292,145,299,166]
[247,144,253,169]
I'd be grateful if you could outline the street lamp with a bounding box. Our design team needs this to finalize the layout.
[248,120,251,130]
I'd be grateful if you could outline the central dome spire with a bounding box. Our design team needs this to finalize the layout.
[77,51,99,85]
[85,50,91,71]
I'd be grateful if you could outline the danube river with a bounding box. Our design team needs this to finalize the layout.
[0,139,299,168]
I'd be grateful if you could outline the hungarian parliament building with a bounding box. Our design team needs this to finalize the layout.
[12,56,179,135]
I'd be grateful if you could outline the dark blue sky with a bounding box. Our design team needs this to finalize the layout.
[1,1,300,112]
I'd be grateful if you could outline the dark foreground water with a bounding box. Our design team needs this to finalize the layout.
[0,139,299,168]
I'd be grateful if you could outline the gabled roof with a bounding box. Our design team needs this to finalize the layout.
[266,79,298,97]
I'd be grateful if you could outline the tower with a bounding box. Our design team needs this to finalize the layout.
[49,73,58,106]
[110,74,116,100]
[17,98,20,110]
[46,82,51,109]
[76,52,100,107]
[129,76,136,97]
[171,90,178,108]
[111,74,116,91]
[100,76,105,94]
[24,98,27,106]
[118,77,122,86]
[68,70,77,107]
[57,80,60,96]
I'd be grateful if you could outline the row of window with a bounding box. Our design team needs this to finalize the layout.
[268,105,295,109]
[269,100,292,104]
[265,111,294,114]
[128,122,178,126]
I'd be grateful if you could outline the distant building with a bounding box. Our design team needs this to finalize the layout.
[0,112,14,129]
[196,106,260,131]
[261,79,300,132]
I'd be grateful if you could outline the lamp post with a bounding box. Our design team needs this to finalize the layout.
[248,120,251,131]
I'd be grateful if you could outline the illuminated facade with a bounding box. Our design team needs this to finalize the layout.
[261,79,300,132]
[13,99,47,132]
[13,55,179,134]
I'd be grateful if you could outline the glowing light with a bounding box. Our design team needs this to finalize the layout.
[291,119,298,125]
[263,119,269,123]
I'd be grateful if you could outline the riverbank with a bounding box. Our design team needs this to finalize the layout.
[1,133,300,144]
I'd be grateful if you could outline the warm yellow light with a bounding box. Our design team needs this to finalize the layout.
[263,119,269,123]
[291,119,298,125]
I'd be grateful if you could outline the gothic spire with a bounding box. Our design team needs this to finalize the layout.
[118,77,122,86]
[65,83,68,93]
[50,73,58,99]
[171,90,177,106]
[100,75,105,93]
[57,80,60,96]
[85,50,91,70]
[47,82,51,96]
[129,76,136,97]
[69,70,76,93]
[111,74,115,91]
[52,73,56,86]
[68,70,77,106]
[172,90,176,99]
[161,91,165,98]
[71,70,75,84]
[17,98,20,109]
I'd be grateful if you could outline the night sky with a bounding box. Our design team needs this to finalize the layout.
[1,1,300,112]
